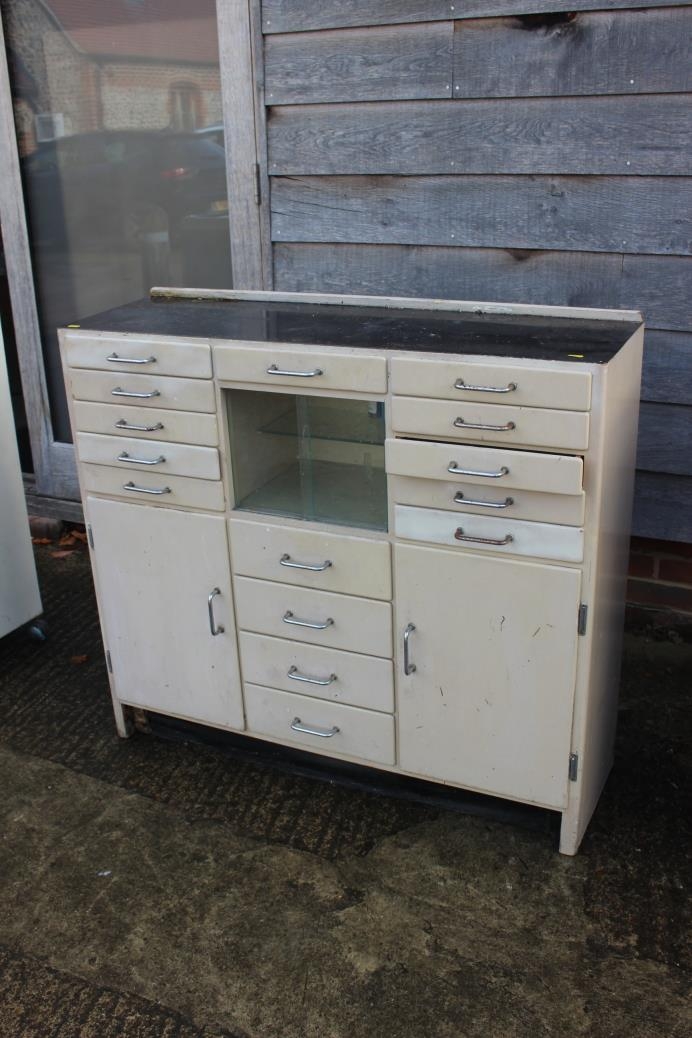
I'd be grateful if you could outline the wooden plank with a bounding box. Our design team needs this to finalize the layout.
[453,9,692,98]
[217,0,266,288]
[637,403,692,476]
[642,332,692,405]
[273,243,692,331]
[621,256,692,333]
[265,22,453,105]
[267,95,692,176]
[262,1,692,33]
[270,175,691,256]
[263,1,450,33]
[632,472,692,541]
[23,483,84,524]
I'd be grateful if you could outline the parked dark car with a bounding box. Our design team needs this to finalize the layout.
[194,123,225,149]
[21,129,227,248]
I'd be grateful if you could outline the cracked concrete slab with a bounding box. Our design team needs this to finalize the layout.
[0,745,689,1038]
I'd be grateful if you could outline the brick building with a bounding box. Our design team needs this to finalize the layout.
[3,0,222,154]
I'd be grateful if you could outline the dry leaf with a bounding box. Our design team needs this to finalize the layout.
[50,549,75,559]
[71,530,88,543]
[32,537,52,545]
[70,654,88,665]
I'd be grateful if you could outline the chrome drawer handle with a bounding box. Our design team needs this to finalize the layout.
[403,622,416,675]
[454,492,514,509]
[448,462,509,479]
[123,481,171,496]
[117,451,165,466]
[291,717,339,738]
[115,418,164,432]
[107,352,156,365]
[288,665,337,686]
[267,364,323,378]
[283,610,334,630]
[455,378,517,394]
[207,587,225,635]
[280,553,332,572]
[454,527,513,546]
[111,387,161,399]
[454,417,516,432]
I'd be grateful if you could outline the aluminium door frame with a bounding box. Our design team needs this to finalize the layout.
[0,0,269,507]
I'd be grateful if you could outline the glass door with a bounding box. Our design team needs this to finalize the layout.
[0,1,263,501]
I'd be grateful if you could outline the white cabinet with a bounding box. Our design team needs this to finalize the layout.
[395,543,580,809]
[60,289,644,855]
[0,329,41,639]
[86,497,243,730]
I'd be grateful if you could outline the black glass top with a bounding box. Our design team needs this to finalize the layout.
[76,296,641,364]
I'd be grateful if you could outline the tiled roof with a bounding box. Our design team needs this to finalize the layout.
[44,0,219,63]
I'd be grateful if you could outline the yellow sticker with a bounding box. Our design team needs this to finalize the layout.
[67,323,81,328]
[567,353,584,359]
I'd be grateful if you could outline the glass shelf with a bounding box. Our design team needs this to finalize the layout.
[226,389,388,531]
[258,399,385,446]
[237,460,387,530]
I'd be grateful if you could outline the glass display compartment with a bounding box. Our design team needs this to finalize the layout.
[226,390,387,530]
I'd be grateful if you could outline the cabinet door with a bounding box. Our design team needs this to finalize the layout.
[395,544,580,809]
[87,497,243,729]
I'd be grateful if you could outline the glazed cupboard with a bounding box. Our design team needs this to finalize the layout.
[59,289,643,854]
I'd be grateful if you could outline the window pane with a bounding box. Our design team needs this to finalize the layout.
[2,0,231,443]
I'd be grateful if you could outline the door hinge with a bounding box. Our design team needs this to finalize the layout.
[568,753,579,782]
[252,162,261,205]
[105,650,113,674]
[577,603,588,636]
[87,524,94,549]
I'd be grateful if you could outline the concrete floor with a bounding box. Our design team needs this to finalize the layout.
[0,545,690,1037]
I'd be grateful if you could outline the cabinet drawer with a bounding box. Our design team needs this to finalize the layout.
[72,401,219,446]
[234,577,392,657]
[390,356,591,411]
[68,369,216,412]
[391,397,589,451]
[245,683,395,766]
[394,504,584,563]
[390,475,585,526]
[229,519,391,600]
[386,438,583,496]
[80,463,225,511]
[63,333,211,378]
[76,433,220,481]
[213,342,387,393]
[239,632,394,712]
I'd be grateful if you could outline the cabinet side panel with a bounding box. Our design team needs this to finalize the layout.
[561,329,644,854]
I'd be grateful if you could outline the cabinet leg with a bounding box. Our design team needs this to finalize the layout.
[558,814,581,856]
[112,698,134,739]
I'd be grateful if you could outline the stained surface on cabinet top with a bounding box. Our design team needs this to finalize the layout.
[75,296,642,363]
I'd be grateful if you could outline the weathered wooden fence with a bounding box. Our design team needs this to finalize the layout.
[258,1,692,541]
